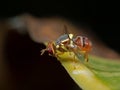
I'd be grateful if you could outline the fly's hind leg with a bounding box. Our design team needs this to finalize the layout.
[78,49,89,62]
[84,52,89,62]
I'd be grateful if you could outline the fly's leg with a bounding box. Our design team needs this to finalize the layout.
[84,52,89,62]
[68,48,78,69]
[54,52,65,60]
[40,42,56,56]
[40,48,47,55]
[55,52,64,56]
[55,45,66,58]
[67,46,75,58]
[46,42,66,58]
[76,47,89,62]
[70,52,82,70]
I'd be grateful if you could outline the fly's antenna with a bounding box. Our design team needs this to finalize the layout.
[63,25,73,40]
[63,24,69,34]
[63,24,75,47]
[63,24,70,39]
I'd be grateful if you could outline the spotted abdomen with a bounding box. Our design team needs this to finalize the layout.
[73,36,92,52]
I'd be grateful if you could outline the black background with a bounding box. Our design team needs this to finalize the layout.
[1,1,120,90]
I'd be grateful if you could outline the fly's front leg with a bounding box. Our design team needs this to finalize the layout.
[40,42,56,56]
[40,48,47,55]
[48,42,56,56]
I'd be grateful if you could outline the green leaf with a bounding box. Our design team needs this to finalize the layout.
[88,56,120,90]
[43,42,120,90]
[57,52,120,90]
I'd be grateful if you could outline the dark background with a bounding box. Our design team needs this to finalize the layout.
[0,1,120,90]
[0,1,120,53]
